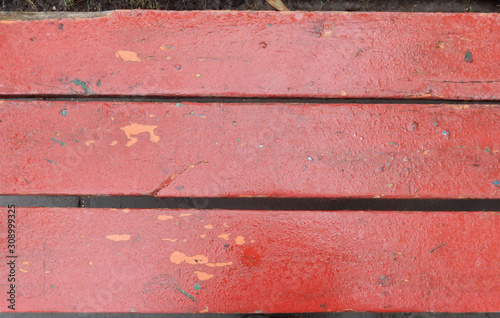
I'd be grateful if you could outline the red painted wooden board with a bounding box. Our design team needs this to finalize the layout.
[0,208,499,313]
[1,100,499,198]
[1,11,499,100]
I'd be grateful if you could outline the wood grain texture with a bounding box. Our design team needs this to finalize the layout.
[1,208,499,313]
[1,100,499,198]
[1,11,499,99]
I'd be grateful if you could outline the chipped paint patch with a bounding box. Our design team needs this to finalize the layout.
[120,123,160,147]
[235,236,245,245]
[169,251,209,265]
[162,238,178,242]
[122,209,130,213]
[200,307,209,313]
[206,262,233,267]
[200,234,207,238]
[88,261,93,266]
[194,271,215,280]
[115,50,142,62]
[19,268,28,273]
[180,213,192,217]
[110,140,118,146]
[22,261,30,265]
[85,140,95,146]
[223,223,229,227]
[157,215,173,221]
[106,234,131,241]
[217,233,231,240]
[204,224,213,229]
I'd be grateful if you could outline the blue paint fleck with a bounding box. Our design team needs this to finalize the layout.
[307,156,312,161]
[442,130,449,136]
[176,186,184,190]
[493,181,499,186]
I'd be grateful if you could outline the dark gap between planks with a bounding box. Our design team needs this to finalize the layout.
[1,95,500,105]
[0,196,499,211]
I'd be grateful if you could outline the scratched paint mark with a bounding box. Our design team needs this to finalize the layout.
[180,213,192,217]
[464,50,473,63]
[44,271,51,274]
[170,252,209,265]
[150,161,208,196]
[106,234,131,241]
[160,45,174,50]
[120,123,160,147]
[200,307,209,313]
[235,236,245,245]
[177,288,197,302]
[430,243,446,253]
[85,140,95,146]
[217,233,231,240]
[206,262,233,267]
[110,140,118,146]
[115,50,142,62]
[0,20,19,24]
[157,215,174,221]
[19,269,28,273]
[70,79,91,94]
[162,238,178,242]
[194,271,214,280]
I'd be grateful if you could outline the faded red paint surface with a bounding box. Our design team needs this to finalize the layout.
[1,11,499,100]
[0,208,499,313]
[1,101,499,198]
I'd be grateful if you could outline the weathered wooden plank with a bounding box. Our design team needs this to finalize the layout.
[1,11,499,99]
[1,101,499,198]
[1,208,499,313]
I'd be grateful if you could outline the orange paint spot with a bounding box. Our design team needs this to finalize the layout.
[217,233,231,240]
[204,224,213,229]
[22,261,30,265]
[157,215,173,221]
[235,236,245,245]
[162,238,178,242]
[44,271,51,274]
[0,20,19,24]
[180,213,192,217]
[250,240,256,243]
[194,271,215,280]
[169,252,209,265]
[110,140,118,146]
[340,90,347,96]
[200,234,207,238]
[19,268,28,273]
[122,209,130,213]
[88,261,93,266]
[120,123,160,147]
[106,234,131,241]
[85,140,95,146]
[423,150,430,155]
[114,50,142,62]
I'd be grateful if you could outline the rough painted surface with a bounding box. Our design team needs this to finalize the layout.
[1,11,499,99]
[1,101,499,198]
[0,208,499,313]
